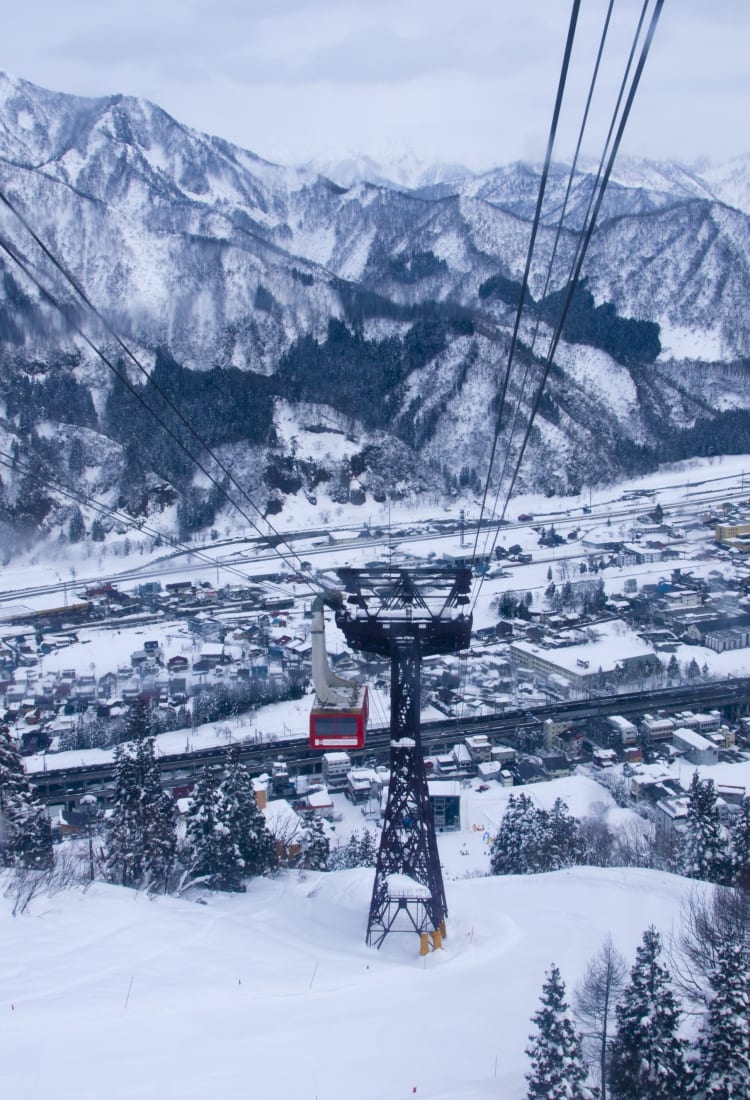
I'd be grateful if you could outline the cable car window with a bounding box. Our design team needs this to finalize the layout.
[316,717,336,734]
[335,716,357,734]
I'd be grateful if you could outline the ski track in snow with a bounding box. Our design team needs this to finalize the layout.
[1,866,697,1100]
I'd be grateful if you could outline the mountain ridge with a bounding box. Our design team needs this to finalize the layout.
[1,71,749,557]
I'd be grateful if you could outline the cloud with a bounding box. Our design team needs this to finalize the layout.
[2,0,748,168]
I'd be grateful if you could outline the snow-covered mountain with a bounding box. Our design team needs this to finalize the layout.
[1,70,749,555]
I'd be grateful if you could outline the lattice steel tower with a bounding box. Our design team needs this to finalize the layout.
[335,565,472,949]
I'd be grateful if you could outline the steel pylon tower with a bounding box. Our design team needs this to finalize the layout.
[335,565,472,949]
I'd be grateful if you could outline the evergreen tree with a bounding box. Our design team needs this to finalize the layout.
[730,797,750,889]
[136,737,177,890]
[185,766,244,891]
[184,758,277,891]
[691,940,750,1100]
[544,798,585,872]
[490,794,582,876]
[68,506,85,543]
[490,793,541,875]
[0,728,53,869]
[104,738,176,890]
[302,816,330,871]
[525,963,589,1100]
[608,926,689,1100]
[220,752,277,878]
[677,772,730,885]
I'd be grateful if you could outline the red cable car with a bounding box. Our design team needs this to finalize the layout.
[309,684,369,750]
[309,596,369,750]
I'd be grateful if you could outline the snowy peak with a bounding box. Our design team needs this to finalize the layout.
[302,150,476,192]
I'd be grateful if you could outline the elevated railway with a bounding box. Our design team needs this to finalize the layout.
[29,676,750,808]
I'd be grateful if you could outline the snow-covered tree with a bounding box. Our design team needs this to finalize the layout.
[104,737,176,891]
[729,797,750,889]
[490,793,541,874]
[301,816,330,871]
[219,752,277,878]
[525,963,589,1100]
[677,772,730,885]
[328,828,378,871]
[609,926,689,1100]
[185,766,244,891]
[0,728,53,869]
[574,934,627,1100]
[184,756,276,891]
[672,884,750,1010]
[490,794,582,875]
[544,797,586,872]
[691,939,750,1100]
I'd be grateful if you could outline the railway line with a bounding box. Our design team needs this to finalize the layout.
[28,676,750,808]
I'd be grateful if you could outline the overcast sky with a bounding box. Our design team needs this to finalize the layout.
[3,1,749,170]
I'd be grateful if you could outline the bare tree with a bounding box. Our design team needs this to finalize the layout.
[573,934,628,1100]
[668,883,750,1010]
[2,847,90,916]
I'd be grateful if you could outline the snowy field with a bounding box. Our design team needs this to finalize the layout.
[1,861,697,1100]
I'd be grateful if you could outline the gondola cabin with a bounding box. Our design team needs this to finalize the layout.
[309,684,368,750]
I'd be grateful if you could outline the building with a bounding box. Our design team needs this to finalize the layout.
[508,620,657,694]
[672,727,719,766]
[428,781,461,831]
[607,715,638,745]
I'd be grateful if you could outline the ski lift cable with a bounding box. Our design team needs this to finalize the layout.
[470,0,582,568]
[0,192,327,597]
[0,230,329,599]
[476,0,616,566]
[472,0,664,615]
[559,0,653,317]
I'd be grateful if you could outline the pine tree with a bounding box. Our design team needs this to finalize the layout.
[490,793,539,874]
[677,772,730,885]
[691,940,750,1100]
[490,794,582,876]
[608,926,689,1100]
[220,752,277,878]
[525,963,589,1100]
[543,798,585,872]
[136,737,177,890]
[730,797,750,890]
[104,738,176,890]
[302,816,330,871]
[185,766,244,891]
[184,757,277,891]
[0,728,53,869]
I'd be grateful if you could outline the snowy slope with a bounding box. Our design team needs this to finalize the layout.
[0,866,697,1100]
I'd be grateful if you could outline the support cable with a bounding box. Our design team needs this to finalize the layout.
[477,0,616,566]
[472,0,664,615]
[471,0,581,566]
[0,448,260,590]
[466,0,659,616]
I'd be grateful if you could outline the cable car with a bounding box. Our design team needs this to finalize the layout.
[309,596,369,750]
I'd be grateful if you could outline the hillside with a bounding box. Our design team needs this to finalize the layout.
[2,71,750,556]
[1,864,697,1100]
